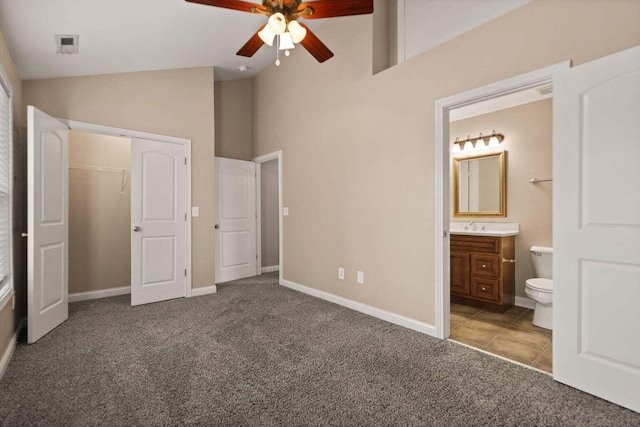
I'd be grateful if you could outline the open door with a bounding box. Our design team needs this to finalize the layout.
[554,46,640,412]
[27,106,69,343]
[215,157,256,283]
[130,137,187,306]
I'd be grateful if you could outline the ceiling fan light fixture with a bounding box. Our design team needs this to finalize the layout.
[288,20,307,43]
[258,24,276,46]
[279,32,295,50]
[267,12,287,35]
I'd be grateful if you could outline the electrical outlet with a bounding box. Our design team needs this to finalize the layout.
[357,271,364,284]
[283,207,289,216]
[338,267,345,280]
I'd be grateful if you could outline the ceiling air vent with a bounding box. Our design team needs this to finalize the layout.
[55,35,79,54]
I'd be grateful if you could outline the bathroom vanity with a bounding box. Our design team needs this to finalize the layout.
[450,226,517,312]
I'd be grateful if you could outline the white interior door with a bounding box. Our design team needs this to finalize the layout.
[131,137,186,306]
[554,45,640,412]
[215,157,256,283]
[27,106,69,343]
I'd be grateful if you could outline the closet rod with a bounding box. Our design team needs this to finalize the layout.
[69,164,130,173]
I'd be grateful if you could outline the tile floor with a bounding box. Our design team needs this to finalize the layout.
[449,303,552,373]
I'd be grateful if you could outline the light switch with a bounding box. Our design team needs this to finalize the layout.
[191,207,200,217]
[338,267,345,280]
[357,271,364,284]
[283,207,289,216]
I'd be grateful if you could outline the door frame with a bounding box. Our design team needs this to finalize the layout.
[253,151,283,283]
[60,119,193,297]
[433,61,570,340]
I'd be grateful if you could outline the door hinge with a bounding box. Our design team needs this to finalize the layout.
[185,213,187,221]
[185,158,187,165]
[185,269,187,276]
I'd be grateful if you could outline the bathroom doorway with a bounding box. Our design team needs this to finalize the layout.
[434,62,569,373]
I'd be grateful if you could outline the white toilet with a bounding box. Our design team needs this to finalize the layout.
[524,246,553,330]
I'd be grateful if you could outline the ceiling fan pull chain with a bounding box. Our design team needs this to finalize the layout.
[275,34,281,66]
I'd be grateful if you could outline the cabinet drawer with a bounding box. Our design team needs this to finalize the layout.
[450,235,500,254]
[471,254,501,278]
[471,277,500,303]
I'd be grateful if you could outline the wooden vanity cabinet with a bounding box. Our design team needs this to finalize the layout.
[450,234,515,312]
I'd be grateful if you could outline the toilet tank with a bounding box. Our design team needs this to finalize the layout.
[530,246,553,279]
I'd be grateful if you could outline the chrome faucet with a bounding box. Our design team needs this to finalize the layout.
[468,221,477,231]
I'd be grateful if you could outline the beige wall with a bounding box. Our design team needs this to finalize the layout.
[0,28,24,363]
[68,131,131,294]
[23,67,216,288]
[214,78,252,161]
[451,99,552,299]
[261,159,279,269]
[252,0,640,324]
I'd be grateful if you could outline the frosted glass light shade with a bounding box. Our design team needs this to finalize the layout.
[268,12,287,35]
[288,20,307,43]
[258,24,276,46]
[279,32,295,50]
[452,143,461,153]
[488,136,500,147]
[464,140,474,151]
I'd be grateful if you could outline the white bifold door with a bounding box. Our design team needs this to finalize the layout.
[215,157,256,283]
[554,45,640,412]
[27,106,69,343]
[131,138,187,306]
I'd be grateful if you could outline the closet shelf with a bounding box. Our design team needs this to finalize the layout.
[69,164,130,173]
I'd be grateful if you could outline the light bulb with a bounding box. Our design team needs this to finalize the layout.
[452,142,461,153]
[258,24,276,46]
[464,137,473,151]
[285,50,290,56]
[288,20,307,43]
[267,12,287,35]
[489,136,500,147]
[279,32,295,50]
[275,58,281,66]
[476,134,485,148]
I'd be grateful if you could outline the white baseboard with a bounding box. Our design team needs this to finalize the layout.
[0,318,25,381]
[68,286,131,303]
[280,279,437,337]
[190,284,217,297]
[515,296,536,309]
[261,265,279,273]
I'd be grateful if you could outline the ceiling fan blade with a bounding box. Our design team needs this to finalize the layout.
[298,24,334,63]
[236,29,265,57]
[185,0,265,13]
[298,0,373,19]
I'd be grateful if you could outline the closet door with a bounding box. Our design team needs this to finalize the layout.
[27,106,69,343]
[130,138,187,306]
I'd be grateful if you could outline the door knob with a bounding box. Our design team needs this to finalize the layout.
[215,224,220,229]
[21,233,28,237]
[133,226,141,232]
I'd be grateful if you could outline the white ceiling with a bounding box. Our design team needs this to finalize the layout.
[0,0,534,82]
[0,0,325,81]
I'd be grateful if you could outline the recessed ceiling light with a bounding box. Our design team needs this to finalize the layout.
[238,65,248,72]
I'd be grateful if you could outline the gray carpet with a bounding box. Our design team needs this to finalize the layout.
[1,273,638,426]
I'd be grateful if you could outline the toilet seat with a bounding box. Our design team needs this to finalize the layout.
[526,278,553,292]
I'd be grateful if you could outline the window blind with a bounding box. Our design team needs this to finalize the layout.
[0,81,10,289]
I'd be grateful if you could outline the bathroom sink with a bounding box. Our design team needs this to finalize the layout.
[449,222,519,237]
[449,230,519,237]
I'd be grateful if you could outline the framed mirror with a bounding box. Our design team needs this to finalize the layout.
[453,151,506,217]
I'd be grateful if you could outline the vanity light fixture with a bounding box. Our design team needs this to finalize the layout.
[452,130,505,152]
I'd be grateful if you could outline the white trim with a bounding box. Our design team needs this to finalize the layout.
[68,286,131,302]
[261,265,279,273]
[62,119,193,298]
[255,162,262,276]
[190,284,217,297]
[252,151,283,284]
[434,61,570,339]
[396,0,406,64]
[515,296,536,310]
[0,318,25,381]
[280,279,437,337]
[0,63,14,316]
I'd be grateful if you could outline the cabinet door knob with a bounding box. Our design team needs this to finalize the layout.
[482,264,487,268]
[481,287,486,291]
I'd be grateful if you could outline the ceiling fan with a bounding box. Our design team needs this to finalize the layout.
[185,0,374,63]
